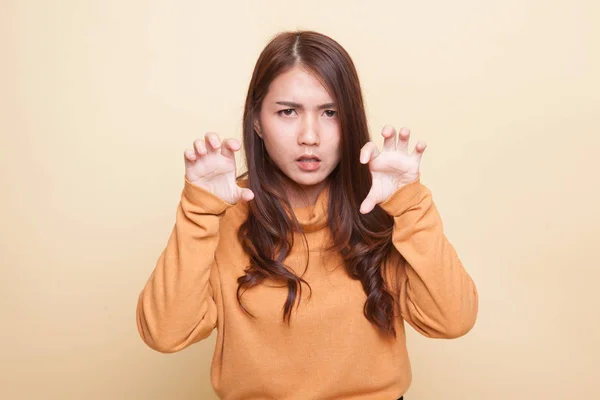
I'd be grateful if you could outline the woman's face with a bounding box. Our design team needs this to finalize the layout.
[255,66,341,198]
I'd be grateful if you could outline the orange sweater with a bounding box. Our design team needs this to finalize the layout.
[136,178,478,399]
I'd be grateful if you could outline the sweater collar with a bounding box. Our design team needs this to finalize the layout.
[292,184,329,233]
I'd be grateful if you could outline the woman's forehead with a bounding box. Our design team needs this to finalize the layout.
[266,66,333,105]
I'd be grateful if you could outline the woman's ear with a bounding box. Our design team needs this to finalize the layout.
[253,119,262,138]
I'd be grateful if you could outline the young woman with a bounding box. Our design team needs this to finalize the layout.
[137,30,478,400]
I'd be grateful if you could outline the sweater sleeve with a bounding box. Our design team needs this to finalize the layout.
[136,179,232,353]
[380,178,478,339]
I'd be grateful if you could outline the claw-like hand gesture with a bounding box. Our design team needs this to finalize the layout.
[359,126,426,214]
[184,133,254,204]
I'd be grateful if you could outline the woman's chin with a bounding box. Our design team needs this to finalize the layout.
[287,172,328,188]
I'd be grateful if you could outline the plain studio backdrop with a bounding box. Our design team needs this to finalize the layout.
[1,1,599,399]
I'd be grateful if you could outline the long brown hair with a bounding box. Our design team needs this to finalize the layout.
[237,30,398,336]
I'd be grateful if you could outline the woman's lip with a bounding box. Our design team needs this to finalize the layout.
[296,159,321,171]
[296,157,321,161]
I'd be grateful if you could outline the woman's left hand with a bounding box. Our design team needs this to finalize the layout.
[359,125,426,214]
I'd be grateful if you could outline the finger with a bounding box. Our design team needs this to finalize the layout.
[359,194,377,214]
[412,140,427,161]
[360,142,380,164]
[221,138,241,159]
[238,188,255,202]
[193,138,207,156]
[381,125,397,152]
[397,127,411,152]
[205,132,221,152]
[184,149,197,165]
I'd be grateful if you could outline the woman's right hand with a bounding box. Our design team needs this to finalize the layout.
[184,133,254,204]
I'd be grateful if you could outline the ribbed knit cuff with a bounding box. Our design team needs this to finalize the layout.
[182,177,234,215]
[379,177,423,217]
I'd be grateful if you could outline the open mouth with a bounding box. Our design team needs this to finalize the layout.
[296,156,321,162]
[296,156,321,171]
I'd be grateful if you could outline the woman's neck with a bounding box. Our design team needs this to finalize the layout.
[286,179,329,209]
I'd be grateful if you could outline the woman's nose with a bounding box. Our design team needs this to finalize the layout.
[298,116,320,146]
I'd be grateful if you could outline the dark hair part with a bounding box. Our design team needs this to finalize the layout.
[237,30,398,336]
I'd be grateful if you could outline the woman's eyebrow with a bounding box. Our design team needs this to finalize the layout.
[275,101,337,110]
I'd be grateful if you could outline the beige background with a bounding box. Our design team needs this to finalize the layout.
[1,0,599,399]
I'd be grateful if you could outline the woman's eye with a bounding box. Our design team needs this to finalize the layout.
[278,109,295,116]
[324,110,336,117]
